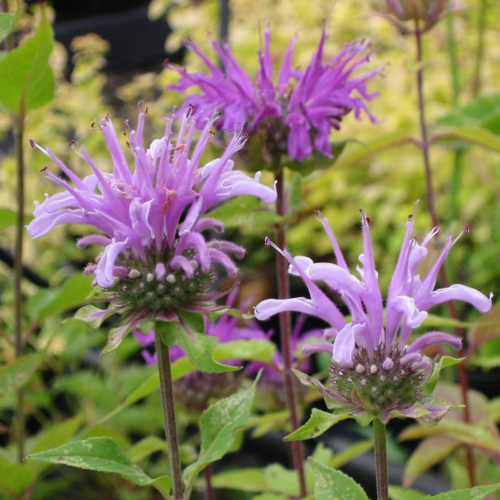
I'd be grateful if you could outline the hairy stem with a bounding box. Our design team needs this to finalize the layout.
[373,419,388,500]
[413,20,476,487]
[274,166,307,498]
[154,332,184,500]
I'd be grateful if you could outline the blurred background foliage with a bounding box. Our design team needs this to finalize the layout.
[1,0,500,498]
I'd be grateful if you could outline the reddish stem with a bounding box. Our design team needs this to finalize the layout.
[413,20,476,487]
[274,167,307,498]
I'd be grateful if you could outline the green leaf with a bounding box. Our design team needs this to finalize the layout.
[263,463,299,496]
[403,436,460,487]
[127,436,167,463]
[207,195,281,230]
[423,357,463,396]
[28,415,83,468]
[399,420,500,460]
[286,141,348,175]
[422,314,471,329]
[0,207,33,229]
[0,8,54,113]
[27,437,171,497]
[467,302,500,352]
[63,304,118,329]
[437,94,500,135]
[102,322,138,354]
[426,483,500,499]
[434,126,500,153]
[329,440,374,469]
[0,13,16,44]
[205,307,254,321]
[157,317,238,373]
[183,376,259,494]
[0,463,35,496]
[309,458,370,500]
[0,353,42,399]
[389,485,426,500]
[27,274,94,322]
[285,408,350,441]
[210,468,268,492]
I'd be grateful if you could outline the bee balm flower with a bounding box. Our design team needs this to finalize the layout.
[255,205,492,423]
[167,26,382,161]
[28,109,276,331]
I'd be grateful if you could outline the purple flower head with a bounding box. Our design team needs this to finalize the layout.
[255,204,492,421]
[167,26,382,161]
[27,108,276,323]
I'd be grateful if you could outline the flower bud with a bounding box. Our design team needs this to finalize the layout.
[385,0,447,30]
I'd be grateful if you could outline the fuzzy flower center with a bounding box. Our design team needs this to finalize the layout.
[105,249,213,316]
[329,345,432,411]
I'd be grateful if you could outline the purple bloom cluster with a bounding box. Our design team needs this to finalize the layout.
[27,109,276,323]
[255,205,492,418]
[168,27,381,160]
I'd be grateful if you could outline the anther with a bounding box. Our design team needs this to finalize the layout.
[355,364,365,374]
[129,269,141,279]
[370,365,378,374]
[360,378,367,386]
[166,274,176,284]
[146,273,154,282]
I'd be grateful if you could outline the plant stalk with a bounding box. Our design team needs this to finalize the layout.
[472,0,488,98]
[413,19,476,487]
[203,464,214,500]
[274,166,307,498]
[373,419,388,500]
[154,332,184,500]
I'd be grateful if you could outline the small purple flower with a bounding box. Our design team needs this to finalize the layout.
[255,204,492,422]
[167,26,382,161]
[27,108,276,325]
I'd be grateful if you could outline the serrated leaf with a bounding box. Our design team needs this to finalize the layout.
[425,483,500,499]
[0,8,54,113]
[309,458,370,500]
[403,436,460,487]
[27,437,171,496]
[285,408,350,441]
[0,353,42,399]
[183,377,259,494]
[27,274,94,322]
[0,12,16,44]
[157,317,238,373]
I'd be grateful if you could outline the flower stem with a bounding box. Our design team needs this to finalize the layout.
[154,331,184,500]
[414,20,438,228]
[203,464,215,500]
[472,0,488,98]
[373,419,388,500]
[274,166,307,498]
[413,19,476,487]
[14,109,26,466]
